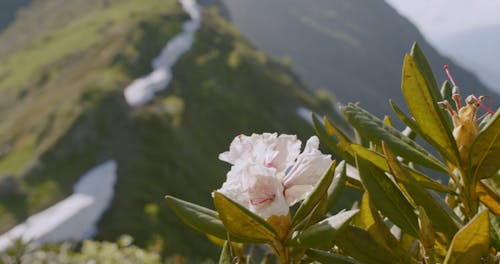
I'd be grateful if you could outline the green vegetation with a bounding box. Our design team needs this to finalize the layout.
[0,0,334,261]
[1,236,165,263]
[168,43,500,263]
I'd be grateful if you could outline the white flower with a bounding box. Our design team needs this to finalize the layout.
[215,133,332,219]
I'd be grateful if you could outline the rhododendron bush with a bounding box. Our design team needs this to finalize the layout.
[165,43,500,263]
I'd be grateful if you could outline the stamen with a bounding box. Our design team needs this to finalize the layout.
[472,95,496,115]
[444,65,458,88]
[438,100,456,116]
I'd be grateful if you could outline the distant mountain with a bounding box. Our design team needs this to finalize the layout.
[0,0,30,32]
[0,0,333,260]
[222,0,499,117]
[438,23,500,94]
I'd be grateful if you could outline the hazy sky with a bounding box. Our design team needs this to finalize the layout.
[384,0,500,40]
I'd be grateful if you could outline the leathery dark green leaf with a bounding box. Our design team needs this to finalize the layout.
[350,143,450,193]
[312,114,354,164]
[469,110,500,180]
[165,195,229,241]
[292,209,359,249]
[401,54,460,166]
[356,156,420,237]
[382,143,459,239]
[213,192,278,243]
[342,103,447,172]
[218,241,232,264]
[334,225,403,264]
[306,248,360,264]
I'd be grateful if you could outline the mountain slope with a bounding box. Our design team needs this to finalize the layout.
[222,0,498,117]
[0,0,333,260]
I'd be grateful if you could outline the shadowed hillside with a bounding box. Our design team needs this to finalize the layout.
[223,0,498,117]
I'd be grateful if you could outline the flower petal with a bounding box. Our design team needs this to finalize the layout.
[282,136,332,203]
[243,164,289,219]
[284,185,314,205]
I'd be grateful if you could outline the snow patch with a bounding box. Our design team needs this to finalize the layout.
[124,0,201,106]
[0,160,117,251]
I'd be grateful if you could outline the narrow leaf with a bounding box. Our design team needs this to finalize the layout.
[292,209,359,249]
[351,144,450,193]
[440,80,456,111]
[327,161,347,211]
[335,225,402,264]
[356,156,420,237]
[383,143,459,239]
[165,196,228,240]
[489,212,500,251]
[213,192,278,243]
[410,43,441,99]
[444,210,490,264]
[401,54,460,166]
[351,192,410,263]
[476,182,500,215]
[312,114,354,163]
[343,103,448,172]
[293,161,336,226]
[219,241,232,264]
[306,248,359,264]
[411,43,454,131]
[469,110,500,180]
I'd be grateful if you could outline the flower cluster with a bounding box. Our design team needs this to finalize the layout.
[215,133,332,219]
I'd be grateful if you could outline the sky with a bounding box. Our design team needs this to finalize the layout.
[384,0,500,94]
[384,0,500,40]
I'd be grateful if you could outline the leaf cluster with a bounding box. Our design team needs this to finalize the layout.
[166,43,500,263]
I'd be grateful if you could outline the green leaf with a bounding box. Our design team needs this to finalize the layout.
[312,114,354,164]
[306,248,360,264]
[292,161,336,227]
[401,54,460,166]
[410,43,441,100]
[411,43,454,131]
[489,212,500,251]
[350,143,450,193]
[165,195,228,241]
[351,192,410,263]
[292,209,359,249]
[334,225,404,264]
[213,192,278,243]
[476,181,500,215]
[342,103,448,172]
[356,156,420,237]
[469,110,500,180]
[218,241,232,264]
[324,116,353,144]
[440,80,456,111]
[382,143,459,239]
[444,210,490,264]
[327,161,347,211]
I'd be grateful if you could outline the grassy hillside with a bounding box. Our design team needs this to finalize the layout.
[0,0,334,260]
[222,0,499,117]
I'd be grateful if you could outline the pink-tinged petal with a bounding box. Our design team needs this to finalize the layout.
[215,163,249,207]
[282,136,332,195]
[218,134,253,164]
[284,185,314,206]
[242,164,289,219]
[267,134,301,172]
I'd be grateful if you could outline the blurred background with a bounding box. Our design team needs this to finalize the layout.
[0,0,498,262]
